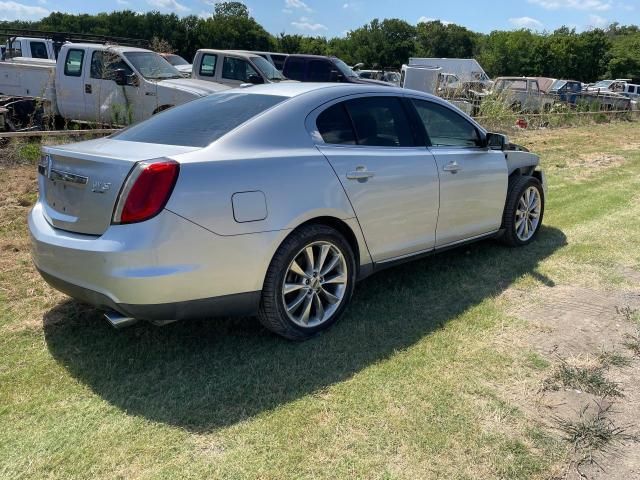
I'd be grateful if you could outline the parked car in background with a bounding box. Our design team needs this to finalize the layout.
[282,55,391,85]
[159,53,191,78]
[235,50,289,71]
[1,36,56,60]
[491,76,556,112]
[408,58,493,90]
[29,83,546,340]
[548,79,632,110]
[356,69,400,86]
[0,43,228,130]
[191,49,290,86]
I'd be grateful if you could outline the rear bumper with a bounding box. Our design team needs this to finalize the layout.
[29,201,286,319]
[38,269,260,320]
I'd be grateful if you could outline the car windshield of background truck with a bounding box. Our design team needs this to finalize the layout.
[123,51,183,80]
[112,93,287,147]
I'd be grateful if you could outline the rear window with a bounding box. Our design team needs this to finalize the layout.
[113,93,287,147]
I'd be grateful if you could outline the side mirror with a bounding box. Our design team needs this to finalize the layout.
[247,74,264,85]
[114,69,128,86]
[485,132,508,150]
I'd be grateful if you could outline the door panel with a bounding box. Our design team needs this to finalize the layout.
[319,145,440,261]
[56,48,87,121]
[431,147,507,246]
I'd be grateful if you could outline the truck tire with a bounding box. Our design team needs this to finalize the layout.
[500,176,544,247]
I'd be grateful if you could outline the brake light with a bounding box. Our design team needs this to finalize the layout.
[113,159,179,224]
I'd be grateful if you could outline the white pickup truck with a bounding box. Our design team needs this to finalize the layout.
[191,49,290,87]
[0,42,228,128]
[1,37,56,61]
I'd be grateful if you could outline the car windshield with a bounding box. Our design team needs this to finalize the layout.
[333,58,358,78]
[112,93,287,147]
[594,80,614,88]
[252,56,285,81]
[123,51,183,80]
[164,54,189,66]
[550,80,567,91]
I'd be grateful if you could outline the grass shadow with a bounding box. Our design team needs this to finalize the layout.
[44,226,566,432]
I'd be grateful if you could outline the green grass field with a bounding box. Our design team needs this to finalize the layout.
[1,122,639,479]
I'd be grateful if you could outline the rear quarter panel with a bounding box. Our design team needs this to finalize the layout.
[165,149,356,236]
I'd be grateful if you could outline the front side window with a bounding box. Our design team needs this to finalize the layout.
[412,99,481,148]
[113,93,287,147]
[199,53,217,77]
[90,51,133,80]
[316,103,356,145]
[64,49,84,77]
[222,57,259,82]
[344,97,414,147]
[30,42,48,59]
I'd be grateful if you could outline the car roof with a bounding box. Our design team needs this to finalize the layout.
[233,82,413,98]
[63,43,150,53]
[286,54,337,60]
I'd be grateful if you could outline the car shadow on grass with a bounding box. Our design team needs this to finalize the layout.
[43,226,566,432]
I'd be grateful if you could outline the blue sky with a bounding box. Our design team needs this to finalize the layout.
[1,0,639,37]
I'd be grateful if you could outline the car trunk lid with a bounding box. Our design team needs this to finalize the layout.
[40,138,198,235]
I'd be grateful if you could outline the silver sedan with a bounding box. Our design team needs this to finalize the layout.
[29,83,546,340]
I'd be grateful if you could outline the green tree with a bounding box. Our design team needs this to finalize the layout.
[416,21,478,58]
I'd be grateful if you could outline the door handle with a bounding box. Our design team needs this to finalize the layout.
[443,161,462,173]
[346,166,375,181]
[85,84,92,94]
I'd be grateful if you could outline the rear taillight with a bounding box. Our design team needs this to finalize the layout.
[113,159,179,224]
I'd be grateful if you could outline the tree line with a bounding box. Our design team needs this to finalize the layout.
[2,1,639,82]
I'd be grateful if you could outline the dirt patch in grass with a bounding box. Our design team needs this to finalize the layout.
[497,285,640,479]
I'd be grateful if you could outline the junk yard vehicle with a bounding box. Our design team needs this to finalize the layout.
[191,49,291,87]
[0,32,228,132]
[29,83,547,339]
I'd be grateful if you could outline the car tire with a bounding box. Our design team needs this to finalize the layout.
[258,224,356,340]
[500,175,545,247]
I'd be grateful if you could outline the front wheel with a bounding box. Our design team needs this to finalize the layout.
[500,176,545,246]
[258,225,356,340]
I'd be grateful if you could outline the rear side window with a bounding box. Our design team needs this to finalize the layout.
[308,60,332,82]
[64,49,84,77]
[316,103,356,145]
[344,97,414,147]
[412,99,481,147]
[30,41,48,59]
[113,93,287,147]
[199,54,217,77]
[284,58,305,81]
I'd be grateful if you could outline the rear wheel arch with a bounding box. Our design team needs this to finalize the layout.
[281,216,361,270]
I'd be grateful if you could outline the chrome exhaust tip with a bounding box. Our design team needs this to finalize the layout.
[104,310,138,329]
